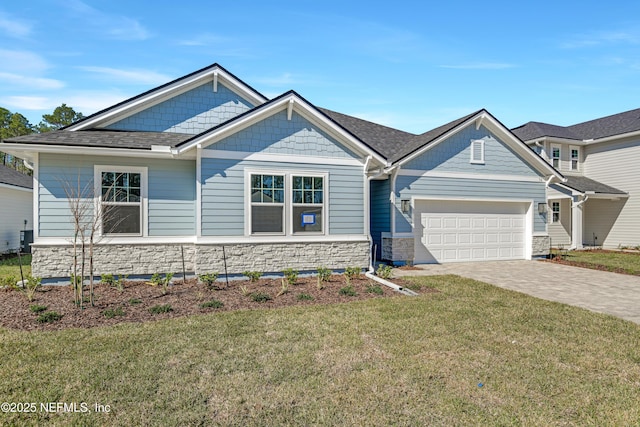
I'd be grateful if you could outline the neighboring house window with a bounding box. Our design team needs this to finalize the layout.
[250,174,285,234]
[99,170,144,235]
[292,175,324,233]
[551,201,560,223]
[570,146,579,170]
[248,171,327,235]
[470,139,485,164]
[551,145,561,169]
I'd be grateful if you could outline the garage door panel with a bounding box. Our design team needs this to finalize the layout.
[415,201,527,263]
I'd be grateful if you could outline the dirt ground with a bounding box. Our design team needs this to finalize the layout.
[0,274,423,331]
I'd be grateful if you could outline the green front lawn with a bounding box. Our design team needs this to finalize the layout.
[553,249,640,275]
[0,254,31,285]
[1,275,639,425]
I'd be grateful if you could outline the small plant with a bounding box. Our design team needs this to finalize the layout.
[339,285,357,297]
[282,268,299,285]
[149,273,162,286]
[29,304,48,313]
[297,293,314,301]
[115,275,127,292]
[317,267,332,282]
[200,299,224,309]
[149,304,173,315]
[129,298,142,305]
[149,273,173,295]
[22,276,42,302]
[0,274,18,288]
[100,274,115,286]
[37,311,63,323]
[239,285,251,296]
[376,264,393,279]
[199,272,220,288]
[276,278,289,297]
[70,274,83,286]
[103,307,125,318]
[251,292,272,303]
[243,271,262,282]
[344,267,361,286]
[366,284,384,295]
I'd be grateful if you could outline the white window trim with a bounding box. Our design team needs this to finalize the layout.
[470,139,485,164]
[244,169,328,237]
[569,145,580,171]
[551,144,561,169]
[551,201,560,224]
[94,165,148,237]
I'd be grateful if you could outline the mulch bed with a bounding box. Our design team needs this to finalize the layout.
[0,275,421,332]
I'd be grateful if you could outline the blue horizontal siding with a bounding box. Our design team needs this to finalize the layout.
[200,157,364,236]
[394,175,547,233]
[38,153,195,237]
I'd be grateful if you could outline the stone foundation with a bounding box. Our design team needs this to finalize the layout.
[381,236,414,264]
[532,235,551,257]
[31,241,370,279]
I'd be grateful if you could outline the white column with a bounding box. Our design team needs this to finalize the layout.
[571,195,584,249]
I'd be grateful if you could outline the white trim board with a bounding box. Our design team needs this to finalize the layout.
[201,149,364,166]
[32,235,369,246]
[397,169,543,183]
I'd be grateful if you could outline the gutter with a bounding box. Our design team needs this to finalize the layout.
[364,271,419,296]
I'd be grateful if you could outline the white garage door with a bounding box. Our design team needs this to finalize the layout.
[414,200,526,263]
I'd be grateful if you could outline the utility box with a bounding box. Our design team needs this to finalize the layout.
[20,230,33,254]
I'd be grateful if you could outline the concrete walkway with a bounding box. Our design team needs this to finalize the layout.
[396,260,640,325]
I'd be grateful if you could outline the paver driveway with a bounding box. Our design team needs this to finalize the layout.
[397,260,640,325]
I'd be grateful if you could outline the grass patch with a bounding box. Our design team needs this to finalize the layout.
[103,307,126,319]
[251,292,272,303]
[0,254,31,282]
[35,311,62,323]
[1,274,639,425]
[365,284,384,295]
[200,299,224,309]
[554,249,640,275]
[148,304,173,315]
[29,304,48,313]
[128,298,142,305]
[338,285,357,296]
[297,293,314,301]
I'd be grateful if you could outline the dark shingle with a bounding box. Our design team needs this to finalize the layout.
[4,130,193,150]
[561,176,627,195]
[511,122,581,141]
[0,164,32,189]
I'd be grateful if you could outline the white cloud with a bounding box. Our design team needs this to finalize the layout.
[0,72,64,90]
[176,33,229,47]
[0,49,50,74]
[561,29,640,49]
[78,66,172,85]
[439,63,516,70]
[64,0,150,41]
[1,96,53,110]
[0,11,32,37]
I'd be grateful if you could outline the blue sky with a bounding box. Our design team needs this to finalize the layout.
[2,0,640,133]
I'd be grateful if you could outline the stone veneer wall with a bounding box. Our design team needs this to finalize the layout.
[31,241,370,278]
[532,235,551,257]
[381,236,415,265]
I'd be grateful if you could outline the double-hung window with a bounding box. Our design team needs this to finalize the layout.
[570,146,579,171]
[551,145,561,169]
[96,166,147,236]
[551,201,560,223]
[248,171,326,235]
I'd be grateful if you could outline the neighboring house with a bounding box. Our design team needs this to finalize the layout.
[512,108,639,249]
[1,63,561,278]
[0,164,33,253]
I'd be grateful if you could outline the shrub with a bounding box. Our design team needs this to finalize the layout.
[339,285,357,297]
[129,298,142,305]
[70,274,83,286]
[103,307,125,318]
[37,311,63,323]
[376,264,393,279]
[149,304,173,315]
[149,273,173,295]
[100,274,115,286]
[344,267,361,285]
[199,272,220,288]
[29,304,48,313]
[243,271,262,282]
[297,293,314,301]
[200,299,224,309]
[317,267,332,282]
[282,268,298,285]
[0,275,18,288]
[366,284,384,295]
[114,275,127,292]
[22,276,42,302]
[251,292,272,303]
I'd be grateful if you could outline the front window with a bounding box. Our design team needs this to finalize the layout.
[551,201,560,223]
[570,147,579,170]
[250,174,284,234]
[552,146,561,169]
[292,176,324,233]
[101,171,142,235]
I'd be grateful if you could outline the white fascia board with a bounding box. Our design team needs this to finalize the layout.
[178,94,387,167]
[67,66,268,131]
[0,183,32,192]
[0,143,178,159]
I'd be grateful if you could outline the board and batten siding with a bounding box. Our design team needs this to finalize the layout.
[38,153,195,237]
[200,157,365,236]
[394,176,547,233]
[105,82,254,134]
[0,186,32,251]
[583,137,640,247]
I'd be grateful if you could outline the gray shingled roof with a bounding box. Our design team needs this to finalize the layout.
[0,164,33,189]
[5,130,193,150]
[512,107,640,141]
[561,176,627,195]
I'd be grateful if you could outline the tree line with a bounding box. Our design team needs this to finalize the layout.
[0,104,84,175]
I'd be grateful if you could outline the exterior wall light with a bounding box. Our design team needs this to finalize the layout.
[401,199,411,214]
[538,203,548,214]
